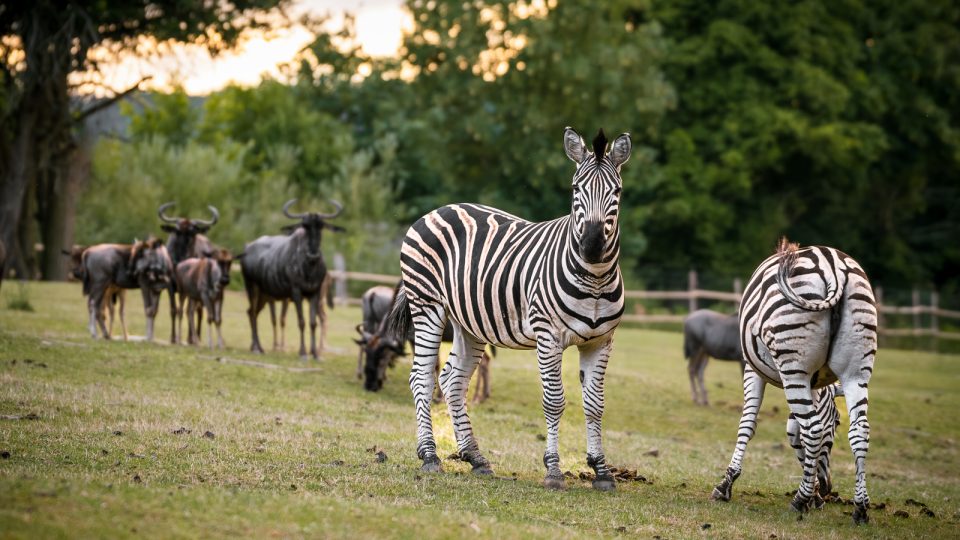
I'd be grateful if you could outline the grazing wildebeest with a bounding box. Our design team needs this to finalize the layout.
[711,239,878,524]
[241,199,344,359]
[158,202,219,343]
[356,284,495,402]
[81,238,172,341]
[175,248,232,349]
[683,309,744,406]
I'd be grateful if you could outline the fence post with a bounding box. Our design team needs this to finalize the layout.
[931,290,939,353]
[333,253,347,305]
[733,277,742,302]
[912,288,921,337]
[688,269,698,313]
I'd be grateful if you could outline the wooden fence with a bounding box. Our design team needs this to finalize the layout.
[327,263,960,343]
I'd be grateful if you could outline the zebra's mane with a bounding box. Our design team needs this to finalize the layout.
[592,129,607,160]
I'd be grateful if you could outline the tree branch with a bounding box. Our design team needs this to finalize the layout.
[75,75,153,122]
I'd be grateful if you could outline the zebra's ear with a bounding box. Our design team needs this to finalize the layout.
[563,127,587,164]
[609,133,631,167]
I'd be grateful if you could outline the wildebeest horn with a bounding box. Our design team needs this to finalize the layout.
[158,202,180,223]
[315,199,344,219]
[282,199,307,219]
[193,205,219,227]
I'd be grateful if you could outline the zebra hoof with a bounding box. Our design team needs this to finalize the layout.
[543,474,566,490]
[813,492,825,510]
[471,464,494,476]
[852,504,869,525]
[790,494,811,513]
[592,476,616,492]
[711,485,731,502]
[420,455,442,473]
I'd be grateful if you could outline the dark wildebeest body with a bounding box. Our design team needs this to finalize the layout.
[176,248,232,349]
[683,309,744,406]
[357,284,493,401]
[158,202,219,343]
[241,199,343,360]
[66,244,127,338]
[81,239,172,341]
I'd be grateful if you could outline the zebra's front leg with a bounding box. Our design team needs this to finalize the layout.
[439,326,492,475]
[713,364,765,501]
[537,340,566,490]
[579,337,615,491]
[408,305,446,472]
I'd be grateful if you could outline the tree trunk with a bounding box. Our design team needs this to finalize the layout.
[40,137,88,281]
[0,103,38,278]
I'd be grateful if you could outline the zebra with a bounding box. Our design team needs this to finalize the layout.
[711,239,877,525]
[386,127,630,491]
[787,382,843,509]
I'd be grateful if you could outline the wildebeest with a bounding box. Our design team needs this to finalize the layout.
[175,248,232,349]
[241,199,344,359]
[81,238,172,341]
[65,244,128,338]
[158,202,219,343]
[683,309,744,405]
[357,284,494,401]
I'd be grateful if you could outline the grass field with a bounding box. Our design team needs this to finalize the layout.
[1,281,959,539]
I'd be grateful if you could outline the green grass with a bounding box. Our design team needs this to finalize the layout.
[1,282,959,539]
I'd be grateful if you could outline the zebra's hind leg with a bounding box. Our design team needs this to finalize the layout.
[781,376,826,514]
[712,364,765,501]
[408,302,446,473]
[787,386,838,509]
[439,325,492,475]
[579,337,615,491]
[537,336,567,490]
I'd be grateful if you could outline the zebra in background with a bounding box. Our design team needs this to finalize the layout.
[711,239,877,524]
[386,127,630,491]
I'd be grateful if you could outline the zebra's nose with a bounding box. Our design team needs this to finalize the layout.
[580,220,605,263]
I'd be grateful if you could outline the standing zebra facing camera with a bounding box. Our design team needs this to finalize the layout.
[712,239,877,525]
[386,127,630,491]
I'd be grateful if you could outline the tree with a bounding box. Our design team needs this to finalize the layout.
[0,0,290,280]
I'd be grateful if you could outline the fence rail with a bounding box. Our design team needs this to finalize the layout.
[327,265,960,343]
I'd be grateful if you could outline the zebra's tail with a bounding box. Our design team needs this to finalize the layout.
[775,237,845,312]
[385,285,412,344]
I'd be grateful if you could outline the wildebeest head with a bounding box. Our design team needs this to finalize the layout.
[158,202,219,262]
[563,128,631,265]
[356,324,406,392]
[281,199,346,260]
[131,237,172,291]
[213,248,233,287]
[61,245,88,281]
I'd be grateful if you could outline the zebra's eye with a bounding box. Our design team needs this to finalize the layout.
[613,188,622,197]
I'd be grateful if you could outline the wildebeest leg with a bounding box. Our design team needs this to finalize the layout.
[291,293,307,360]
[186,298,197,345]
[167,283,177,344]
[308,294,319,360]
[106,292,116,337]
[245,283,265,354]
[142,288,159,342]
[712,364,765,502]
[317,295,327,359]
[195,305,203,344]
[87,295,98,338]
[176,291,185,345]
[268,301,279,351]
[280,299,288,351]
[202,293,215,350]
[118,290,128,341]
[471,351,491,404]
[214,294,225,349]
[94,292,111,340]
[697,353,710,406]
[688,349,704,405]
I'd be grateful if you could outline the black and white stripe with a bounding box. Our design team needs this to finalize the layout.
[712,240,877,524]
[388,127,630,490]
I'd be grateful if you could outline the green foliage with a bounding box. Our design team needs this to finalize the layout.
[123,87,199,145]
[77,137,298,253]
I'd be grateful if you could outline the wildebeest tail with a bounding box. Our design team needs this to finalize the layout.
[683,329,695,360]
[775,237,845,312]
[385,286,411,344]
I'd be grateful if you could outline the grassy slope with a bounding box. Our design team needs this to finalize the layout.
[0,282,958,539]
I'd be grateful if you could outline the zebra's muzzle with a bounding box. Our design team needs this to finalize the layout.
[579,221,605,264]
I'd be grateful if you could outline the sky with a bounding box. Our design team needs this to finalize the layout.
[79,0,408,96]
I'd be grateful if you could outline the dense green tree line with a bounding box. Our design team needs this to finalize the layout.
[76,0,959,297]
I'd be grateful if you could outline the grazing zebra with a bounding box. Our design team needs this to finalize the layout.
[386,127,630,491]
[711,239,877,525]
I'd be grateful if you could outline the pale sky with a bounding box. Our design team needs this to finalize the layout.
[78,0,409,96]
